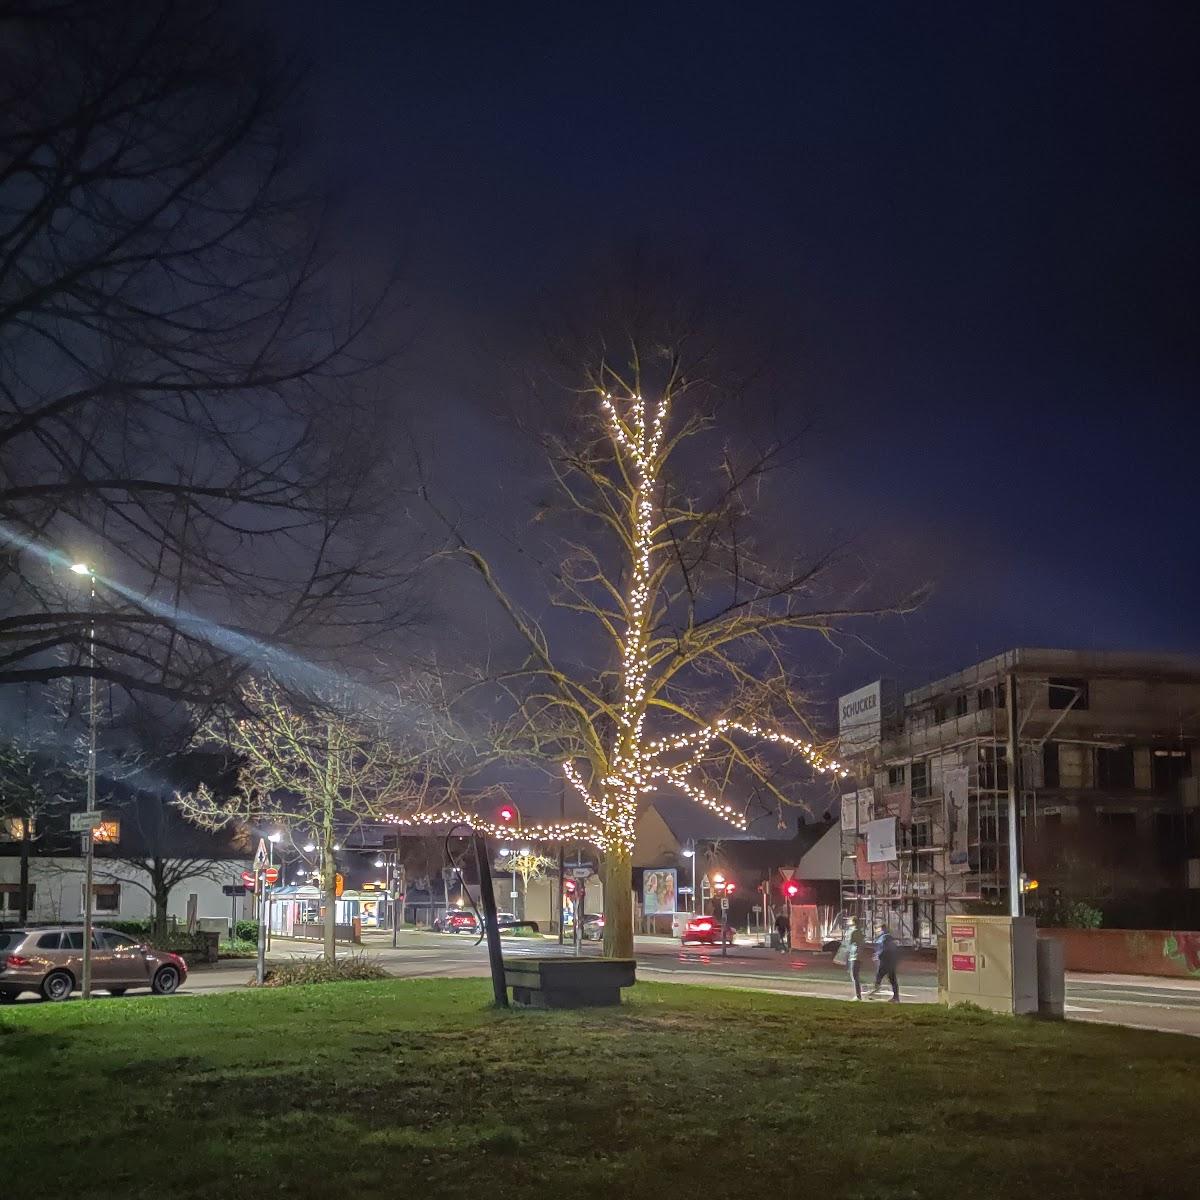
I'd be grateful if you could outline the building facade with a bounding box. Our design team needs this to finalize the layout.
[837,649,1200,945]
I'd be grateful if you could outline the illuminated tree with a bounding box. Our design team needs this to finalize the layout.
[426,342,916,957]
[177,676,426,960]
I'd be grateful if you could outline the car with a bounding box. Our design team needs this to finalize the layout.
[433,910,480,934]
[0,926,188,1002]
[581,914,605,941]
[680,916,736,946]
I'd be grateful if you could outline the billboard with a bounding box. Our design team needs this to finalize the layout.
[642,868,678,915]
[838,681,882,752]
[865,816,898,863]
[944,766,970,868]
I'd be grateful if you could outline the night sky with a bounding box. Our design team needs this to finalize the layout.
[261,1,1199,699]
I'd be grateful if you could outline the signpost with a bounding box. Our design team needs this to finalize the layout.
[69,811,104,833]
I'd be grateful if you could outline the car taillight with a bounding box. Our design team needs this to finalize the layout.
[5,955,31,967]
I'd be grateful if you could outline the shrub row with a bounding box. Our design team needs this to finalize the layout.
[253,953,389,988]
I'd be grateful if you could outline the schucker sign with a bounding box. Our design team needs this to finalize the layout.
[838,681,884,752]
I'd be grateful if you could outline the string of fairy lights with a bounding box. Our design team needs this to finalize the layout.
[381,390,847,853]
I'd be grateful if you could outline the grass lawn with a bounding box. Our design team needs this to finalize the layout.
[3,981,1198,1200]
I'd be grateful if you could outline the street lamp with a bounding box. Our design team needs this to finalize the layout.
[682,841,696,912]
[71,562,99,999]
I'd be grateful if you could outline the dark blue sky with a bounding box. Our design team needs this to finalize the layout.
[263,1,1199,695]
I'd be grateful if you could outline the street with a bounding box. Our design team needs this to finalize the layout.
[177,930,1200,1037]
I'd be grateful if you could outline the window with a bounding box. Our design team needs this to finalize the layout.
[1042,743,1060,788]
[98,931,136,950]
[933,703,947,724]
[1048,678,1089,710]
[955,694,969,717]
[0,883,34,911]
[1096,746,1135,790]
[910,760,929,799]
[1155,811,1188,867]
[887,764,906,787]
[1152,749,1190,795]
[37,931,62,950]
[86,883,120,913]
[995,682,1006,708]
[60,931,84,950]
[977,688,993,710]
[1099,811,1137,864]
[1,816,34,841]
[978,744,1009,790]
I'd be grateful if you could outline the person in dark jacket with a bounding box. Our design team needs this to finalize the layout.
[869,925,900,1002]
[774,911,790,952]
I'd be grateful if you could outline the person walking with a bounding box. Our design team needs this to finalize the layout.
[869,924,900,1002]
[838,915,866,999]
[774,911,790,953]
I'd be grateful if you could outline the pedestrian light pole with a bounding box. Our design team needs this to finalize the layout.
[682,841,696,913]
[70,562,99,1000]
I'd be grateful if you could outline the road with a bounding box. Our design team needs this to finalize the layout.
[178,929,1200,1037]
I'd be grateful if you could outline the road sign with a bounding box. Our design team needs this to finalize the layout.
[253,838,269,871]
[222,884,248,897]
[263,866,279,886]
[241,870,256,888]
[509,890,519,899]
[70,811,104,833]
[569,867,593,880]
[720,897,729,913]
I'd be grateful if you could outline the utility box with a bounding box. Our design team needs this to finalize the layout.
[1036,936,1065,1019]
[939,915,1038,1015]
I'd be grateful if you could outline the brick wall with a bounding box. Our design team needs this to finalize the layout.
[1044,927,1200,977]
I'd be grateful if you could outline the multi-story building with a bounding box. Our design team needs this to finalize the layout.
[836,649,1200,945]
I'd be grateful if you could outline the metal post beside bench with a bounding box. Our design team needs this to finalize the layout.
[504,957,637,1008]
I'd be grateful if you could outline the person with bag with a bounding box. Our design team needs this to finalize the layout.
[834,915,866,999]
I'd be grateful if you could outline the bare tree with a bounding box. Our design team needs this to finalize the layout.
[176,675,432,960]
[0,733,74,922]
[0,1,416,704]
[426,338,920,957]
[94,791,245,937]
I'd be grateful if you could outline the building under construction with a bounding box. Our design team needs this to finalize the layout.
[836,649,1200,946]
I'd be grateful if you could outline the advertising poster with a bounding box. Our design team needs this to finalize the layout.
[865,816,898,863]
[841,792,858,831]
[856,787,874,830]
[789,903,821,948]
[642,868,678,915]
[944,766,970,867]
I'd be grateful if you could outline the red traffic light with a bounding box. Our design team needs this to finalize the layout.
[725,882,736,894]
[563,879,576,894]
[783,879,800,899]
[498,806,516,824]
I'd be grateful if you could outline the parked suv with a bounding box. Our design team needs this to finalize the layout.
[0,926,188,1002]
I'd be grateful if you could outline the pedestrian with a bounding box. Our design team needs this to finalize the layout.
[869,924,900,1003]
[774,910,790,953]
[837,915,866,999]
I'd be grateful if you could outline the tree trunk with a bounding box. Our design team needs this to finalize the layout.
[18,815,30,922]
[153,887,170,939]
[151,859,170,938]
[322,794,336,962]
[603,848,634,958]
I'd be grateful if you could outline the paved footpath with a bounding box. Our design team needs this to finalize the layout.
[178,929,1200,1037]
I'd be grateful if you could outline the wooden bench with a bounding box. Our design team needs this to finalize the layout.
[504,957,637,1008]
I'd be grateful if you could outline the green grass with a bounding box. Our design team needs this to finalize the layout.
[2,980,1198,1199]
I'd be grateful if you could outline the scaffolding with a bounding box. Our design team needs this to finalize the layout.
[839,660,1035,947]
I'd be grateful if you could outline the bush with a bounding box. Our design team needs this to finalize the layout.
[219,939,259,959]
[234,920,258,942]
[102,919,153,937]
[253,953,389,988]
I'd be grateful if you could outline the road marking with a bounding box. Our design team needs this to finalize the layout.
[1064,1004,1101,1013]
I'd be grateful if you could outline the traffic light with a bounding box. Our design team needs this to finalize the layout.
[563,879,577,895]
[783,879,801,900]
[724,881,736,895]
[498,805,516,824]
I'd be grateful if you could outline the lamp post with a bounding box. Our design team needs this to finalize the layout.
[266,832,281,950]
[682,842,696,913]
[70,562,98,1000]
